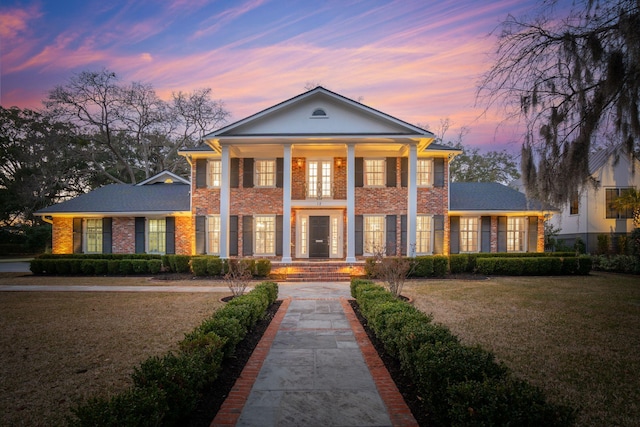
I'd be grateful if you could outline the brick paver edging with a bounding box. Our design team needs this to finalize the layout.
[211,297,292,427]
[340,297,419,427]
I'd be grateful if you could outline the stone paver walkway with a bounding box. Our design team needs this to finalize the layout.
[212,282,417,427]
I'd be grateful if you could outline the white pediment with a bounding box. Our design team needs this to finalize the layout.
[207,87,432,139]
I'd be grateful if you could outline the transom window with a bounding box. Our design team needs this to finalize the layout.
[364,215,385,254]
[417,159,433,186]
[255,160,276,187]
[415,215,432,254]
[254,215,275,255]
[148,219,166,254]
[460,217,478,252]
[85,219,102,253]
[308,160,332,198]
[207,215,220,254]
[208,160,221,188]
[364,159,385,187]
[507,217,526,252]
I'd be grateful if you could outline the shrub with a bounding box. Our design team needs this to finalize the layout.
[597,234,611,255]
[449,254,470,274]
[364,257,377,278]
[254,259,271,277]
[433,255,449,277]
[187,317,244,358]
[166,255,191,273]
[107,260,120,275]
[412,256,434,277]
[190,257,208,276]
[29,259,44,275]
[206,257,224,276]
[119,260,134,275]
[148,259,162,274]
[131,260,148,274]
[80,260,96,275]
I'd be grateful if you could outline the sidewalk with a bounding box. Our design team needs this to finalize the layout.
[212,282,417,427]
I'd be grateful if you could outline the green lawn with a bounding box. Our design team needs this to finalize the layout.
[404,272,640,427]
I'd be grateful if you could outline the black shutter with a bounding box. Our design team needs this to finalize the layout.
[386,215,397,255]
[434,158,445,187]
[165,217,175,254]
[276,215,283,255]
[229,216,238,256]
[73,218,82,254]
[276,158,284,188]
[497,216,507,252]
[195,216,206,254]
[450,216,460,254]
[355,215,363,256]
[230,158,240,188]
[243,215,253,256]
[401,158,408,187]
[386,157,396,187]
[243,158,254,188]
[196,159,207,188]
[481,216,491,253]
[102,218,112,254]
[528,217,538,252]
[433,215,444,254]
[135,217,146,253]
[400,215,407,256]
[355,157,364,187]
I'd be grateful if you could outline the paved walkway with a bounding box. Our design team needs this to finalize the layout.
[213,282,417,427]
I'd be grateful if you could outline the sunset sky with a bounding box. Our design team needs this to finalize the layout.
[1,0,563,151]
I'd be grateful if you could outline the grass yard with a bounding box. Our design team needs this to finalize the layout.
[0,285,227,427]
[404,272,640,427]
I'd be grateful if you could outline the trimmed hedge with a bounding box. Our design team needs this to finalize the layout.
[29,258,163,276]
[449,252,578,274]
[350,279,575,426]
[69,281,278,426]
[190,256,271,278]
[36,253,162,260]
[476,256,591,276]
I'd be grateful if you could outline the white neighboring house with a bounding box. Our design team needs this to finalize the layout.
[551,146,640,252]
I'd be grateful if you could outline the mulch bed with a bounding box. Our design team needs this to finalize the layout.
[184,298,429,427]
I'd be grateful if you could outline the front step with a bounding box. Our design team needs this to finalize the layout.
[270,262,366,282]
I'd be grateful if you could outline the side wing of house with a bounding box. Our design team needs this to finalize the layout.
[551,147,640,252]
[35,171,192,255]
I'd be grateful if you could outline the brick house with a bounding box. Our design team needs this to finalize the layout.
[36,87,549,259]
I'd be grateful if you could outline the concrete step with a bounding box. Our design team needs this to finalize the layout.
[270,262,365,282]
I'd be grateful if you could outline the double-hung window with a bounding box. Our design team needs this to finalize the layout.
[569,192,580,215]
[208,160,221,188]
[460,217,478,252]
[307,160,332,198]
[207,215,221,254]
[254,215,275,255]
[417,159,433,186]
[364,159,385,187]
[415,215,431,254]
[606,188,633,219]
[255,160,276,187]
[507,217,526,252]
[364,215,385,254]
[85,219,103,253]
[148,219,166,254]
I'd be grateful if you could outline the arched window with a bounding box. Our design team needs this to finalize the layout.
[311,108,327,117]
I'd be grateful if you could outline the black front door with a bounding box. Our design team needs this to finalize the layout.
[309,216,330,258]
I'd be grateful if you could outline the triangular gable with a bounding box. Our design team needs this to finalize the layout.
[205,86,435,139]
[136,170,190,186]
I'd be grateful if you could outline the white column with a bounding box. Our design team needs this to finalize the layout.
[407,143,418,257]
[346,143,356,262]
[219,145,230,259]
[282,144,292,263]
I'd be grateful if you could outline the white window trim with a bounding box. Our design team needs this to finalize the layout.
[254,214,276,256]
[207,215,221,255]
[363,214,386,256]
[507,217,527,253]
[364,158,386,187]
[459,216,480,253]
[83,218,103,254]
[417,158,434,187]
[207,159,222,188]
[295,210,344,259]
[306,159,334,199]
[146,218,166,255]
[254,159,277,188]
[415,214,433,255]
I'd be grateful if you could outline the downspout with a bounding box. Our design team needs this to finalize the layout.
[41,215,53,225]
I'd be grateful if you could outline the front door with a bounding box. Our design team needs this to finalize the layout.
[309,216,330,258]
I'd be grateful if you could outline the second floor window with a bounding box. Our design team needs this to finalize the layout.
[308,160,332,198]
[255,160,276,187]
[417,159,433,186]
[364,159,385,187]
[208,160,221,187]
[606,188,633,219]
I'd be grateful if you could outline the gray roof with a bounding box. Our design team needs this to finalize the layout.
[36,183,190,215]
[450,182,549,211]
[424,142,461,152]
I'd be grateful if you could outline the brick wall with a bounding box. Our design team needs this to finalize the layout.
[112,217,135,253]
[175,215,192,255]
[52,217,73,254]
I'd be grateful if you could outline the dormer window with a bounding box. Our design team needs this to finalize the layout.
[311,108,327,118]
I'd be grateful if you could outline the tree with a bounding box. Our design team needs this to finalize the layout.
[45,69,230,184]
[447,141,521,186]
[478,0,640,205]
[612,187,640,228]
[0,106,87,226]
